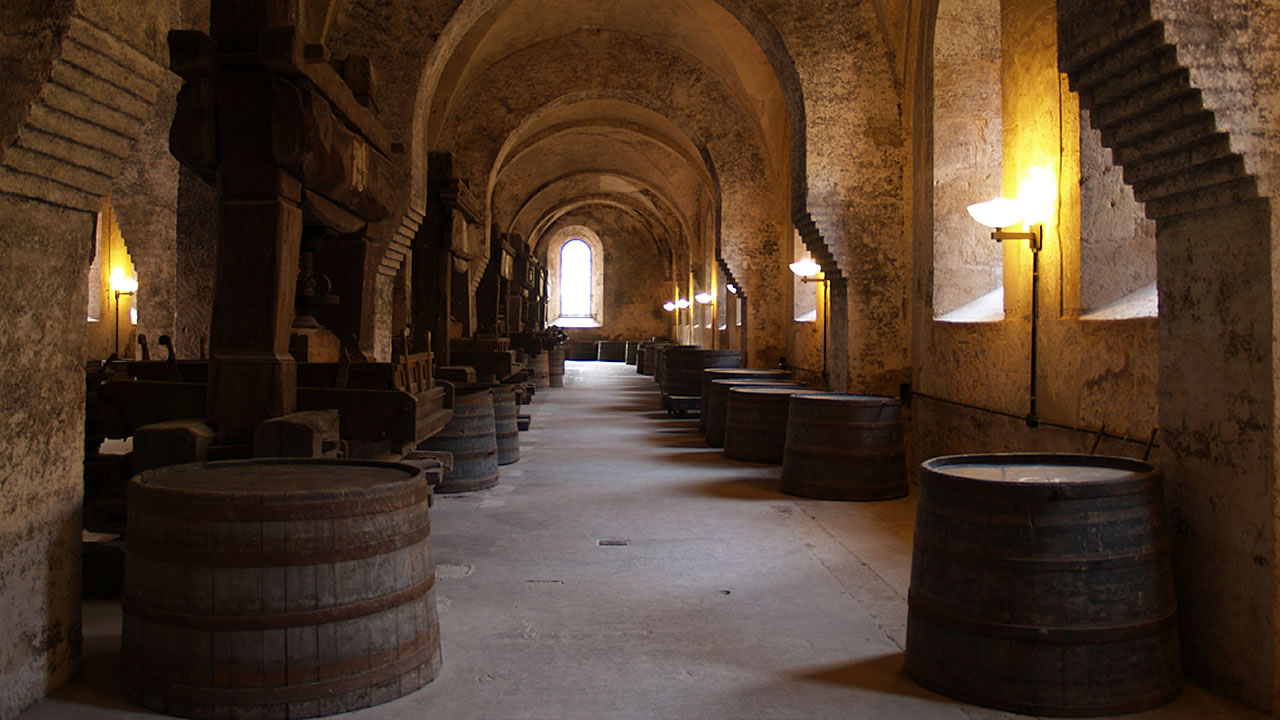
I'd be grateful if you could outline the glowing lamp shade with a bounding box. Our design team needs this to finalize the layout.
[675,298,692,310]
[726,283,737,294]
[663,301,677,312]
[966,197,1024,229]
[110,267,138,294]
[789,258,822,278]
[694,292,714,305]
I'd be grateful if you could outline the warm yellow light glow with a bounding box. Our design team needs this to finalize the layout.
[675,298,691,310]
[110,267,138,293]
[663,301,677,312]
[966,197,1024,229]
[1018,166,1057,226]
[789,258,822,278]
[727,284,737,294]
[694,292,714,305]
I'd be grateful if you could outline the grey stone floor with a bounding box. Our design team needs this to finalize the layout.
[26,362,1264,719]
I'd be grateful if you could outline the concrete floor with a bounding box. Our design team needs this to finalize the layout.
[25,362,1265,720]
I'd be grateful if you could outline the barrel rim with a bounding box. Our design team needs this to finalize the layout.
[726,384,810,395]
[790,392,900,405]
[921,452,1161,498]
[130,458,424,515]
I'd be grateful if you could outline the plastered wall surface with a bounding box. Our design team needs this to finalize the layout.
[0,199,94,720]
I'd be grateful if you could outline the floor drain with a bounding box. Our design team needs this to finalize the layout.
[597,539,630,547]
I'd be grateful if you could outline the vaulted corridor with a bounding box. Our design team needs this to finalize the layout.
[27,364,1262,720]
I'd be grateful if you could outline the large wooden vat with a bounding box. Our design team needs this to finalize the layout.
[780,393,906,500]
[659,348,742,397]
[905,453,1182,716]
[563,341,597,361]
[416,388,498,493]
[639,342,672,376]
[122,459,441,719]
[492,384,519,465]
[720,385,811,460]
[624,341,641,365]
[699,368,791,435]
[548,350,565,387]
[706,379,803,445]
[596,340,627,362]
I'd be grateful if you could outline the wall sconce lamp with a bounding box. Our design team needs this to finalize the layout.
[967,196,1043,427]
[675,298,691,310]
[967,197,1042,252]
[789,257,830,381]
[663,301,677,312]
[694,292,714,305]
[789,257,823,281]
[726,283,737,295]
[110,267,138,357]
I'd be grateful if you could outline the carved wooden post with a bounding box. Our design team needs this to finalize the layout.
[417,153,482,365]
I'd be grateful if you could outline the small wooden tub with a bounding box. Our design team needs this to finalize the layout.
[905,453,1182,716]
[596,340,627,362]
[122,458,441,719]
[547,350,566,387]
[780,393,906,500]
[699,368,791,435]
[722,385,809,461]
[492,384,520,465]
[416,388,498,493]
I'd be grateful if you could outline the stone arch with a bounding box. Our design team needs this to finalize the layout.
[545,224,605,326]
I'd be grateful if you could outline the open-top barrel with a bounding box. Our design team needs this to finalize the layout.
[625,341,641,365]
[905,453,1182,716]
[123,458,441,719]
[416,387,499,493]
[659,348,742,397]
[780,393,906,500]
[721,385,810,460]
[699,368,791,435]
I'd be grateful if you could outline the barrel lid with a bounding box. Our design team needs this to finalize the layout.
[728,384,809,396]
[790,392,900,406]
[129,458,427,519]
[922,453,1161,498]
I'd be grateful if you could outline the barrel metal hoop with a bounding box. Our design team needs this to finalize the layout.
[127,516,431,567]
[123,624,438,706]
[911,533,1171,571]
[123,572,436,631]
[129,483,431,522]
[907,590,1179,643]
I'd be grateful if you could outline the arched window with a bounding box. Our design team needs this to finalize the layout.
[560,239,592,317]
[546,225,604,327]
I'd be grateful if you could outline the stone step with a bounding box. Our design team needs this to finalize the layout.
[1133,154,1248,205]
[1059,7,1160,76]
[1071,24,1168,94]
[1110,112,1218,165]
[1091,67,1194,130]
[1079,45,1181,109]
[1121,133,1235,186]
[1144,175,1258,220]
[1097,91,1205,149]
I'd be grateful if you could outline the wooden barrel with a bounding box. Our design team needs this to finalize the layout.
[416,388,499,493]
[563,341,596,361]
[530,351,550,390]
[780,393,907,500]
[624,341,641,365]
[596,340,627,362]
[635,347,647,374]
[699,368,791,435]
[711,379,798,445]
[642,342,674,377]
[905,453,1182,716]
[660,348,741,397]
[548,349,566,387]
[722,385,809,461]
[492,384,519,465]
[122,458,441,719]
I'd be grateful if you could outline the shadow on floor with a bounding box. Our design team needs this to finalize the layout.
[791,652,937,701]
[52,651,142,713]
[676,476,785,500]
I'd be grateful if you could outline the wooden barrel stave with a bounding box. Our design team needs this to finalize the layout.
[721,385,808,461]
[780,393,907,500]
[122,459,441,719]
[417,389,498,493]
[904,453,1183,716]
